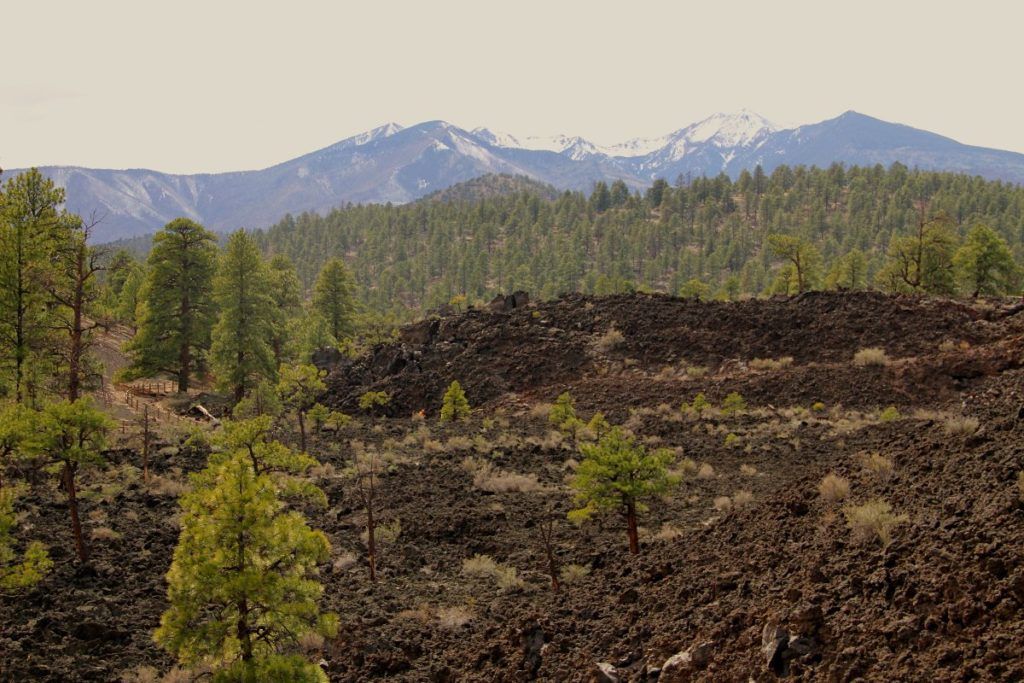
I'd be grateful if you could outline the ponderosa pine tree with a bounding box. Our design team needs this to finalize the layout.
[49,216,106,400]
[825,248,869,290]
[211,230,276,404]
[876,207,958,294]
[127,218,218,393]
[154,451,337,682]
[267,255,302,368]
[277,364,326,453]
[31,398,111,563]
[312,257,358,344]
[953,224,1020,297]
[439,380,470,423]
[0,169,66,403]
[568,427,678,554]
[767,234,823,293]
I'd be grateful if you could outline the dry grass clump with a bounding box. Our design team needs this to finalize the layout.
[436,605,474,629]
[853,347,890,367]
[671,457,699,479]
[713,496,733,512]
[332,551,358,572]
[559,563,591,584]
[944,415,980,437]
[461,554,524,592]
[843,499,908,546]
[308,462,337,479]
[297,631,325,653]
[739,464,758,476]
[527,430,565,451]
[859,452,894,482]
[749,356,794,371]
[462,554,498,577]
[90,526,122,541]
[818,473,851,503]
[696,463,716,479]
[684,364,709,379]
[462,457,544,493]
[147,474,189,497]
[593,327,625,354]
[529,402,553,420]
[445,436,475,451]
[732,490,754,508]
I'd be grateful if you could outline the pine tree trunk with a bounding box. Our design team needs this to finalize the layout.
[298,410,307,453]
[626,501,639,555]
[367,503,377,583]
[64,462,88,563]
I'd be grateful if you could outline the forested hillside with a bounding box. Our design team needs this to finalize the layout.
[250,164,1024,318]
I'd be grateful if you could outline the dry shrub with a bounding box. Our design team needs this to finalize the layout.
[696,463,716,479]
[593,327,625,354]
[308,462,337,479]
[90,526,122,541]
[298,631,325,653]
[437,605,474,629]
[148,474,189,497]
[740,464,758,476]
[396,603,433,624]
[654,524,682,541]
[749,356,793,371]
[672,457,699,479]
[495,565,525,592]
[423,439,445,454]
[559,563,591,584]
[843,499,908,546]
[446,436,475,451]
[732,490,754,508]
[853,347,890,367]
[462,554,499,578]
[332,551,358,572]
[463,457,543,493]
[818,473,850,503]
[713,496,733,512]
[859,452,894,482]
[529,403,553,420]
[944,416,980,437]
[685,365,709,378]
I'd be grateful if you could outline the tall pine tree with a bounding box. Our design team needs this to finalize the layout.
[211,230,276,403]
[127,218,218,392]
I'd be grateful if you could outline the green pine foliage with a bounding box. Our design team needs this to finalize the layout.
[439,380,470,423]
[250,164,1024,320]
[211,230,277,403]
[0,169,67,403]
[0,483,52,590]
[953,224,1021,296]
[154,450,337,681]
[568,426,678,554]
[31,398,112,562]
[549,392,580,433]
[312,258,358,344]
[126,218,219,392]
[277,364,327,452]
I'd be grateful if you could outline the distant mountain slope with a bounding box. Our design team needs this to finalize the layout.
[9,111,1024,242]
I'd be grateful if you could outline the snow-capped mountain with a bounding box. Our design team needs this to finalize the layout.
[11,110,1024,242]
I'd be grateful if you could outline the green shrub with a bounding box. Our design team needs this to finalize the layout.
[879,406,900,422]
[722,392,746,415]
[358,391,390,412]
[439,381,471,423]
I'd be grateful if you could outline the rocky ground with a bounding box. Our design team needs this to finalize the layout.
[3,291,1024,682]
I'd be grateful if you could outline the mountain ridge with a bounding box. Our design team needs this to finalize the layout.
[9,110,1024,242]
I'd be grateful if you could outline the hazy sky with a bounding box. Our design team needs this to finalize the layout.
[3,0,1021,173]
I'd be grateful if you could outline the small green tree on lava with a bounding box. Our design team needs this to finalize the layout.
[568,427,678,554]
[439,380,470,423]
[154,451,337,682]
